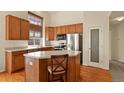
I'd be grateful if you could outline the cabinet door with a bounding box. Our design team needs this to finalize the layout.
[56,26,61,35]
[21,19,29,40]
[46,27,55,41]
[6,15,21,40]
[75,23,83,33]
[65,25,69,34]
[49,27,54,40]
[68,24,76,34]
[13,51,25,71]
[60,26,66,34]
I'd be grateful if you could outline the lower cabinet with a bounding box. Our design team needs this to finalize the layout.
[13,52,25,71]
[6,51,27,74]
[6,47,54,74]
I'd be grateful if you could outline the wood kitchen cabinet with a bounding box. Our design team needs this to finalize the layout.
[56,26,61,35]
[20,19,29,40]
[56,26,66,35]
[45,27,55,41]
[68,24,76,34]
[6,51,27,74]
[6,15,21,40]
[6,15,29,40]
[45,23,83,41]
[60,26,66,34]
[66,23,83,34]
[13,51,25,71]
[75,23,83,33]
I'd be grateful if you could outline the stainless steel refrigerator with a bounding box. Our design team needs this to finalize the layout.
[66,33,83,64]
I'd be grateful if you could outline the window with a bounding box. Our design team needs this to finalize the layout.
[28,12,43,45]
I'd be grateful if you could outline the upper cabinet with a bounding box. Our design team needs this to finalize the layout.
[56,26,61,35]
[56,26,66,35]
[6,15,29,40]
[6,15,21,40]
[45,23,83,41]
[45,27,55,41]
[20,19,30,40]
[68,24,76,34]
[75,23,83,33]
[60,26,66,34]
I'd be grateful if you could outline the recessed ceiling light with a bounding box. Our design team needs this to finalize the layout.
[113,16,124,21]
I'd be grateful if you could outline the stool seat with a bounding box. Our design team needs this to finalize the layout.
[48,65,66,75]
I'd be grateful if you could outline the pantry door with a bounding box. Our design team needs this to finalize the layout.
[88,27,103,68]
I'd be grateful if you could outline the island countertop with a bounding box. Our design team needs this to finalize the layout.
[24,50,81,59]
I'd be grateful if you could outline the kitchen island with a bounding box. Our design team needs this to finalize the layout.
[24,50,81,82]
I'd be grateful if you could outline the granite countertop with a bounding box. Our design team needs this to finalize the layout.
[24,50,81,59]
[5,46,53,52]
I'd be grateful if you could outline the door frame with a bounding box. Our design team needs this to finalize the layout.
[88,26,103,68]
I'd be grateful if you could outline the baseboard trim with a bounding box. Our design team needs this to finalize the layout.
[0,69,5,73]
[111,59,124,64]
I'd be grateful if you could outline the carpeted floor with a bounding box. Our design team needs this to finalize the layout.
[110,60,124,82]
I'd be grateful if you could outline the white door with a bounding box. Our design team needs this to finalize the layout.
[88,27,103,68]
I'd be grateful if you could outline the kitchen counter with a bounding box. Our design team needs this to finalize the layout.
[24,50,81,59]
[24,50,81,82]
[5,46,53,52]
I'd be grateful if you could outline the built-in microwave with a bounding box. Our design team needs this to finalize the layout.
[56,34,66,40]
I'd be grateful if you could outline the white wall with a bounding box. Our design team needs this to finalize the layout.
[109,27,111,61]
[111,23,124,62]
[49,11,84,26]
[0,11,50,71]
[83,11,110,70]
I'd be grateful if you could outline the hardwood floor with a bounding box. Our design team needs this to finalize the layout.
[0,70,25,82]
[0,65,112,82]
[80,65,112,82]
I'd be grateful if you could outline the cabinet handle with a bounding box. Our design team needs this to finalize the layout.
[29,62,33,66]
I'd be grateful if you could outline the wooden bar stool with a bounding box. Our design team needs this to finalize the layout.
[48,54,68,82]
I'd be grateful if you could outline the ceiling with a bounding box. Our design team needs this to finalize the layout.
[110,11,124,24]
